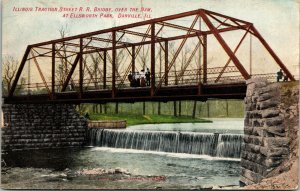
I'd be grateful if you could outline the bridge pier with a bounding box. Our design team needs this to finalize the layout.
[240,79,299,186]
[1,104,87,151]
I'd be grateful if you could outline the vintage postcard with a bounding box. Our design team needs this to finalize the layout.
[1,0,299,190]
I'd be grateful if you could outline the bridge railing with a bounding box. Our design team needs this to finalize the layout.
[8,67,276,95]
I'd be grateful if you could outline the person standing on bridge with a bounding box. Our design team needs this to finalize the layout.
[128,71,133,87]
[145,68,150,86]
[135,72,141,87]
[140,69,146,87]
[277,69,283,82]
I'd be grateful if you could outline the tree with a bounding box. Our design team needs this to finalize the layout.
[56,25,71,88]
[2,56,25,95]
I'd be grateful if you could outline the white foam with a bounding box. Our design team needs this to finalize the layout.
[90,147,241,161]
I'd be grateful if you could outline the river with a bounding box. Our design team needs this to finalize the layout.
[1,118,243,189]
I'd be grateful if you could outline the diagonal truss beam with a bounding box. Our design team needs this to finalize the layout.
[250,25,295,81]
[90,53,103,78]
[215,27,250,82]
[177,41,201,82]
[199,10,250,80]
[30,51,51,95]
[61,54,80,92]
[9,46,31,97]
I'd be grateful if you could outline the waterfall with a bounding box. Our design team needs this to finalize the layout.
[88,129,243,158]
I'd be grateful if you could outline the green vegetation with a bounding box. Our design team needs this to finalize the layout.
[80,99,245,118]
[78,99,244,126]
[89,113,211,126]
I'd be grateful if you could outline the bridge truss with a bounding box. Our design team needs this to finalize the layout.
[5,9,295,104]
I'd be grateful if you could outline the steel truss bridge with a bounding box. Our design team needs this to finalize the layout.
[4,9,295,104]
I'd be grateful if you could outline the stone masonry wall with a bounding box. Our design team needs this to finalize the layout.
[240,79,299,186]
[1,104,87,151]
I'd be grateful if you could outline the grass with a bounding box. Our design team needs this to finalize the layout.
[89,113,212,126]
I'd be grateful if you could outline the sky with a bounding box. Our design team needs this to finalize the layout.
[2,0,300,79]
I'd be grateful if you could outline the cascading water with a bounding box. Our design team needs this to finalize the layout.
[88,129,243,158]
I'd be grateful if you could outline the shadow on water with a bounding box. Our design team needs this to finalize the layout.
[2,148,87,171]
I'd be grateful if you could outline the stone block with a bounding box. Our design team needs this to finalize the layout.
[245,118,252,126]
[244,135,263,145]
[252,95,259,103]
[75,137,85,141]
[243,143,261,153]
[251,119,264,127]
[246,78,267,86]
[257,92,273,102]
[256,87,271,95]
[264,116,283,126]
[244,97,252,104]
[21,134,33,139]
[260,146,289,157]
[12,135,21,139]
[252,127,267,137]
[241,158,268,175]
[263,137,290,147]
[241,151,266,165]
[263,156,287,168]
[241,167,264,183]
[261,109,280,118]
[257,99,279,110]
[244,124,253,135]
[245,103,256,111]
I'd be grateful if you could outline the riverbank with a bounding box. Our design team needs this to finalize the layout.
[89,113,211,126]
[242,158,298,190]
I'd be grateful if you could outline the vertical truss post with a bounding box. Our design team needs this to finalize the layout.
[103,50,107,89]
[202,34,207,83]
[198,82,202,95]
[164,40,168,86]
[79,38,83,98]
[8,46,31,97]
[151,23,155,96]
[132,45,135,73]
[112,31,116,98]
[250,25,295,81]
[200,10,250,80]
[198,17,202,84]
[51,43,56,99]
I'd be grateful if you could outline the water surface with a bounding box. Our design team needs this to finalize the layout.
[2,119,243,189]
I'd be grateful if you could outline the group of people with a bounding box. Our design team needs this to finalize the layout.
[276,69,288,82]
[128,68,151,87]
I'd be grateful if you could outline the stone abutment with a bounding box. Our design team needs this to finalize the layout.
[240,79,299,186]
[1,104,87,151]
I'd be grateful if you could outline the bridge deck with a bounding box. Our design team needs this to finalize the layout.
[4,82,246,104]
